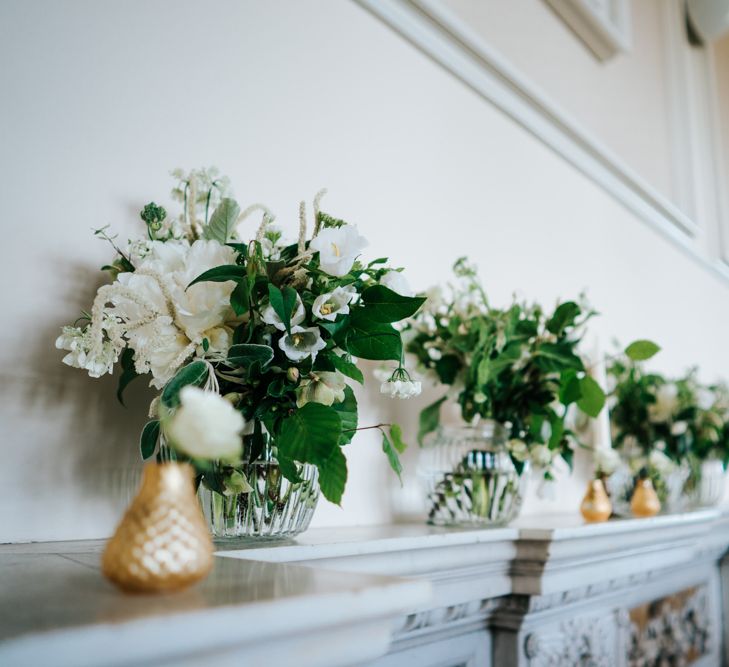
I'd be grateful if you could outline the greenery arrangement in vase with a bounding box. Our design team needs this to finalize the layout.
[606,356,729,513]
[56,167,424,538]
[402,258,656,525]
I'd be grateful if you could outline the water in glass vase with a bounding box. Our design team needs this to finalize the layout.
[419,421,529,526]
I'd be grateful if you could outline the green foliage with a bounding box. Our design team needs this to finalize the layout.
[404,258,604,470]
[327,354,364,384]
[625,339,661,361]
[418,396,446,445]
[381,430,403,482]
[140,420,160,459]
[188,264,247,288]
[203,198,240,244]
[161,361,209,408]
[345,311,402,361]
[116,348,139,406]
[226,344,274,369]
[268,284,299,334]
[360,285,426,323]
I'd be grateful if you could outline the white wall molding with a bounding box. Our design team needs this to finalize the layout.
[544,0,632,62]
[354,0,729,288]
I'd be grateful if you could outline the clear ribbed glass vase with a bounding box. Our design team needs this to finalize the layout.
[418,421,529,526]
[199,459,320,539]
[686,459,727,509]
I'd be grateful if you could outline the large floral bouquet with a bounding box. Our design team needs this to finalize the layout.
[57,168,424,504]
[404,258,610,478]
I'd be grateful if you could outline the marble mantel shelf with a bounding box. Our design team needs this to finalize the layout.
[2,509,728,667]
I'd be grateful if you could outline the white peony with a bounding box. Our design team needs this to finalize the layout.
[278,326,327,362]
[296,371,347,407]
[649,384,679,423]
[380,270,414,297]
[310,225,368,277]
[261,292,306,331]
[107,239,238,387]
[380,379,422,399]
[312,286,357,322]
[166,386,244,462]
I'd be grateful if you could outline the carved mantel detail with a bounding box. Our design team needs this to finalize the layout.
[627,586,712,667]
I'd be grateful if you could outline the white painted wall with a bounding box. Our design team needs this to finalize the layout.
[1,0,728,542]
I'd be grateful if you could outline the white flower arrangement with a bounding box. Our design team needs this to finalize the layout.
[57,168,425,504]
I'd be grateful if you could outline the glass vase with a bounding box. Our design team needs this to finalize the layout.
[418,421,529,526]
[685,459,726,509]
[198,458,320,539]
[606,461,691,516]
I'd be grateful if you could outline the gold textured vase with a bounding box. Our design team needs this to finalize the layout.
[630,477,661,518]
[102,462,214,593]
[580,478,612,523]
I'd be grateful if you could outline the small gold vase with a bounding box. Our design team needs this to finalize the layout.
[630,477,661,518]
[580,478,612,523]
[102,462,214,593]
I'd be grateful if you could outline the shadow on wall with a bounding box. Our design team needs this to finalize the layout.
[3,254,154,533]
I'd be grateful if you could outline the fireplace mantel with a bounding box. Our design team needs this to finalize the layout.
[2,509,728,666]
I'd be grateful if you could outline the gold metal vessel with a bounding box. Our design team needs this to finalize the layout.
[102,462,213,593]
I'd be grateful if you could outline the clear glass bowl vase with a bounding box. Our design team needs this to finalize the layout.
[418,421,529,526]
[199,459,320,539]
[685,459,727,509]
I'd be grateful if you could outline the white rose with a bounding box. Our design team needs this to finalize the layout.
[312,286,357,322]
[380,270,414,297]
[278,326,327,362]
[310,225,368,277]
[166,387,244,462]
[261,292,306,331]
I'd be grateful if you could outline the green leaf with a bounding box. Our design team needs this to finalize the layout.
[535,343,584,371]
[382,431,403,483]
[317,446,348,505]
[277,454,303,484]
[227,344,274,369]
[277,403,342,462]
[161,360,209,408]
[361,285,426,323]
[140,420,160,460]
[546,301,580,335]
[332,386,358,445]
[345,311,402,361]
[203,198,240,244]
[116,348,139,406]
[559,369,582,405]
[389,423,407,453]
[230,278,250,316]
[188,264,247,288]
[328,354,364,384]
[477,357,492,386]
[625,339,661,361]
[434,354,461,384]
[268,284,299,333]
[576,375,606,418]
[418,396,446,446]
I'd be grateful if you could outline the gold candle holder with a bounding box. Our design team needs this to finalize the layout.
[580,478,612,523]
[102,462,213,593]
[630,477,661,518]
